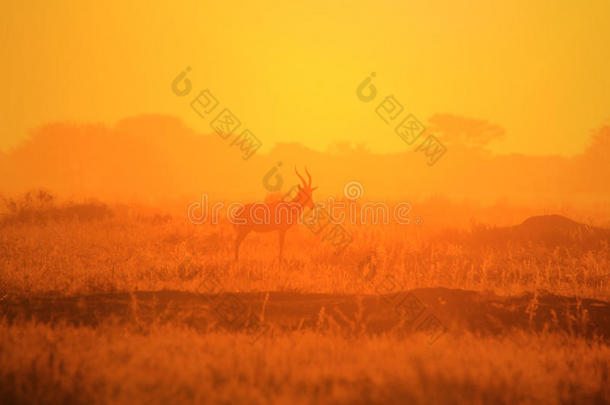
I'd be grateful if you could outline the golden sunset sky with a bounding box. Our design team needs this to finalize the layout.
[1,0,609,156]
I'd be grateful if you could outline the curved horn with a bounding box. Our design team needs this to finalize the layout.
[305,167,312,187]
[295,167,307,187]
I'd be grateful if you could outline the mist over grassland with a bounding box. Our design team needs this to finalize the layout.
[1,115,609,221]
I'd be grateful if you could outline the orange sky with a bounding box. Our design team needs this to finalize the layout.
[1,0,609,156]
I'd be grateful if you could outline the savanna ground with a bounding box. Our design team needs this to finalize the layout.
[0,194,609,404]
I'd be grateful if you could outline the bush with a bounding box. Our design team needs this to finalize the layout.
[0,190,112,226]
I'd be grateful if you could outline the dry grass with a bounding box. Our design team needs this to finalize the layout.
[1,320,608,405]
[0,213,608,299]
[1,202,609,404]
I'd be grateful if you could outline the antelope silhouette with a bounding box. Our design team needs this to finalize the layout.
[233,168,317,261]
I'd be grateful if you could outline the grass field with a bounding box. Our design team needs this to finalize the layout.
[1,322,608,405]
[1,200,609,404]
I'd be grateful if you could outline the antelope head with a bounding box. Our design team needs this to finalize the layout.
[294,167,317,209]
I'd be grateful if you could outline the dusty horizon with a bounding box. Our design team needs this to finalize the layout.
[3,114,610,204]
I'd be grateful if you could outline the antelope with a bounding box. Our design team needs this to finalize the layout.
[233,168,317,261]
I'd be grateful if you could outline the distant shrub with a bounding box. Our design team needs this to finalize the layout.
[0,190,112,226]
